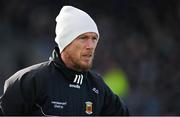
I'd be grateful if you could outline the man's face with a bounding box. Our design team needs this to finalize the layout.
[61,32,98,71]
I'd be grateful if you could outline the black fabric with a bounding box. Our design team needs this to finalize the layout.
[0,47,129,116]
[0,106,2,116]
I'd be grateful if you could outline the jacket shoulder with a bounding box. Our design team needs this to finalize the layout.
[4,61,50,92]
[1,61,51,115]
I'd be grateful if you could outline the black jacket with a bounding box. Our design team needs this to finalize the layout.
[0,47,129,116]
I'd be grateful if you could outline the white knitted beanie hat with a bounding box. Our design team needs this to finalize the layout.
[55,6,99,53]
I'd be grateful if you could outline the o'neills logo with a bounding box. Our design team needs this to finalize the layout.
[69,74,83,89]
[73,74,83,85]
[85,101,93,115]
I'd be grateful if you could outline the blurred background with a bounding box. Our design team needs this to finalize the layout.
[1,0,180,115]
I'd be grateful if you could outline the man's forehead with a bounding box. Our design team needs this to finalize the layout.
[78,32,98,38]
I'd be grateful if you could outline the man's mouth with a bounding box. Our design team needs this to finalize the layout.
[81,53,93,61]
[82,54,92,57]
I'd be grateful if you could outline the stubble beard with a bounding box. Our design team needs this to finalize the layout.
[65,51,94,71]
[73,55,94,71]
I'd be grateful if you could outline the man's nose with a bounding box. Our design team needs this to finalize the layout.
[86,39,96,49]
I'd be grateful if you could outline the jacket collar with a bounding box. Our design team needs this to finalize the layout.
[49,47,87,81]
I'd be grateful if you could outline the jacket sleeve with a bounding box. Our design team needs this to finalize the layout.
[0,71,39,115]
[100,79,129,116]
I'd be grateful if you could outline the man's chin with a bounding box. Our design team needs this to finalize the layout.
[80,62,92,71]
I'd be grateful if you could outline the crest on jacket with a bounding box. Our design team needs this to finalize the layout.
[85,101,93,115]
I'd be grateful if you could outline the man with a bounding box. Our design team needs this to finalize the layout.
[0,6,129,115]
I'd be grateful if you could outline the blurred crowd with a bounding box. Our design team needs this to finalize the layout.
[1,0,180,115]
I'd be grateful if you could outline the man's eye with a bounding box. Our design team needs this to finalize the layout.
[92,37,98,41]
[79,36,86,39]
[93,37,97,40]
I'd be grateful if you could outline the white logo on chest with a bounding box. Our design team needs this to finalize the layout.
[92,87,99,94]
[69,74,83,89]
[73,74,83,85]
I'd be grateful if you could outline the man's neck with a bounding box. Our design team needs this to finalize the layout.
[61,53,82,72]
